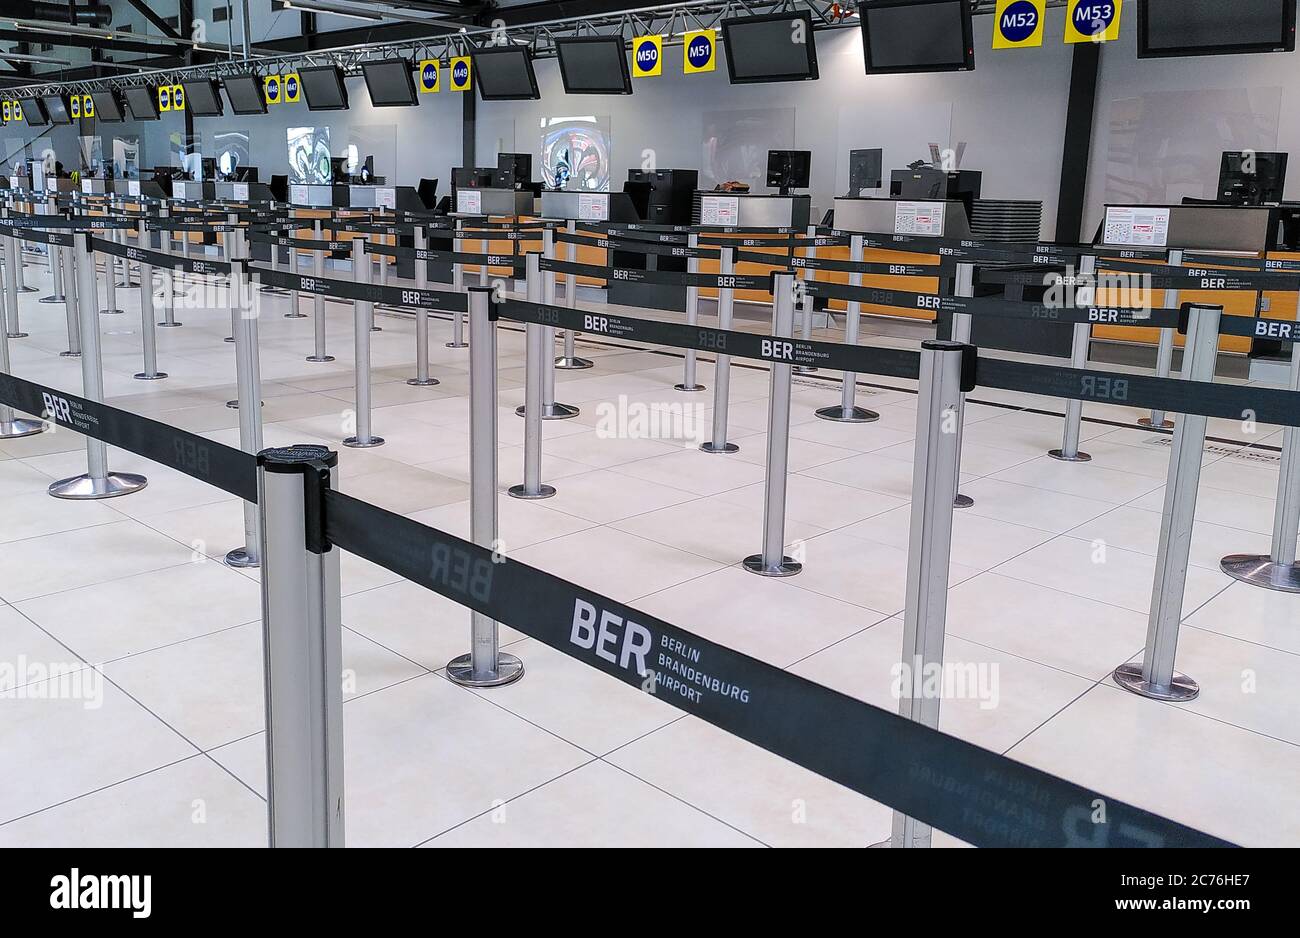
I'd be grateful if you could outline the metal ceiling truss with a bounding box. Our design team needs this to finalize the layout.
[7,0,1071,98]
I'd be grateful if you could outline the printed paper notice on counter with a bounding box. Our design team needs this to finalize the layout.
[456,188,482,214]
[376,187,396,209]
[578,192,609,221]
[127,180,141,197]
[894,201,945,236]
[232,183,250,201]
[700,195,739,227]
[289,184,309,205]
[1103,206,1170,247]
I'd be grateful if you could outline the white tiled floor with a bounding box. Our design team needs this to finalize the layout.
[1,250,1297,848]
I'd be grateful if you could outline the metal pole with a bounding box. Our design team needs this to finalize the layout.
[676,232,706,392]
[743,272,801,577]
[133,250,166,380]
[701,246,740,454]
[555,219,591,369]
[99,221,122,315]
[265,225,290,299]
[816,235,878,423]
[58,241,81,358]
[39,194,64,304]
[1113,304,1223,702]
[448,287,525,687]
[1220,322,1300,592]
[0,232,45,438]
[227,251,264,569]
[14,212,35,292]
[509,254,557,501]
[313,220,326,331]
[47,234,147,499]
[3,226,27,338]
[889,339,968,850]
[1050,255,1097,462]
[531,228,578,420]
[369,243,384,332]
[1140,249,1183,429]
[447,222,468,348]
[793,225,818,375]
[257,444,345,848]
[407,226,438,387]
[305,233,333,363]
[343,239,383,448]
[949,262,975,508]
[156,209,180,327]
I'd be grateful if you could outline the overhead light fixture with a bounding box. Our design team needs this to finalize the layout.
[281,1,385,23]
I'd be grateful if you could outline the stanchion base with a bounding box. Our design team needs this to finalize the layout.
[19,285,37,293]
[1112,663,1199,702]
[1048,449,1092,463]
[99,308,124,316]
[0,418,47,439]
[306,354,336,363]
[38,295,65,304]
[223,336,235,344]
[743,555,803,577]
[792,366,819,375]
[283,311,307,319]
[515,402,580,420]
[58,350,80,358]
[700,441,740,455]
[343,436,385,448]
[815,405,879,424]
[445,341,468,349]
[555,356,594,370]
[133,372,168,381]
[224,547,261,569]
[370,326,383,333]
[1219,555,1300,593]
[6,332,28,339]
[1138,417,1175,429]
[48,472,148,500]
[445,651,524,688]
[954,494,974,509]
[262,286,290,296]
[675,383,707,392]
[157,321,182,328]
[406,377,440,387]
[508,483,557,500]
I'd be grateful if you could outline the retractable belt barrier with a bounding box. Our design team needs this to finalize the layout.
[252,267,469,313]
[0,224,72,248]
[552,228,722,259]
[91,235,232,277]
[538,255,773,291]
[749,250,936,277]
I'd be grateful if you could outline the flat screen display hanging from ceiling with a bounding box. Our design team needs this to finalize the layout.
[90,90,125,123]
[182,79,224,117]
[860,0,974,75]
[472,45,540,100]
[555,36,633,94]
[722,11,820,84]
[123,86,160,121]
[362,58,417,106]
[19,99,48,127]
[1138,0,1296,58]
[43,95,72,124]
[223,75,267,115]
[300,65,349,110]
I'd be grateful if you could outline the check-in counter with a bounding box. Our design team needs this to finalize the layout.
[79,178,108,196]
[694,191,810,228]
[1093,203,1294,356]
[455,187,533,217]
[213,181,275,203]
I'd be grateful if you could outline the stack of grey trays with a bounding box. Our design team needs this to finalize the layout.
[969,199,1043,242]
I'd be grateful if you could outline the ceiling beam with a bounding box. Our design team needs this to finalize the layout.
[123,0,185,40]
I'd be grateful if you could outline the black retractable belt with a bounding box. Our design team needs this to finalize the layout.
[252,266,470,312]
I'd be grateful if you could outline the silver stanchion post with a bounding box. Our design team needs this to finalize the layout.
[99,222,122,315]
[1140,249,1183,429]
[227,247,264,568]
[312,219,327,332]
[1113,304,1223,701]
[344,238,383,448]
[155,210,181,328]
[1049,254,1098,462]
[889,339,969,850]
[676,232,706,392]
[701,246,740,454]
[3,224,28,338]
[949,262,975,508]
[14,211,35,293]
[509,253,557,501]
[446,221,468,348]
[256,444,345,848]
[407,226,438,387]
[793,225,818,375]
[448,287,525,687]
[743,272,801,577]
[133,248,166,380]
[47,233,148,499]
[817,234,878,423]
[515,239,578,420]
[305,233,334,363]
[1221,324,1300,592]
[58,240,81,358]
[0,235,45,438]
[39,195,64,304]
[265,225,290,299]
[556,219,591,369]
[369,241,384,332]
